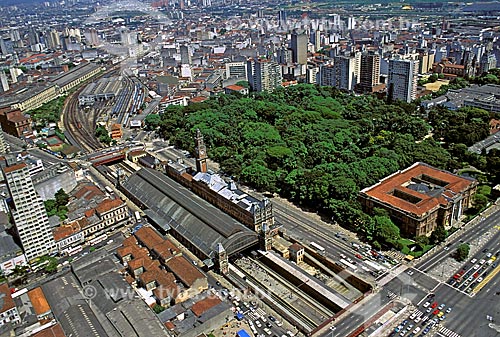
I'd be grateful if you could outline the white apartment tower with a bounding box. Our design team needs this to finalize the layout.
[3,163,55,261]
[388,58,418,103]
[247,58,282,92]
[319,54,359,91]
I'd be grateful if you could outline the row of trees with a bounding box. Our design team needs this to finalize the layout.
[149,83,493,247]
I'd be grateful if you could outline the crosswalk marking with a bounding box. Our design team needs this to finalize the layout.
[387,291,398,300]
[438,326,461,337]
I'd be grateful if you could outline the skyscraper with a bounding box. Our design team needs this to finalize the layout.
[0,72,9,92]
[3,163,55,261]
[291,31,308,65]
[247,58,282,92]
[320,55,359,91]
[0,125,9,154]
[358,52,381,93]
[388,59,418,103]
[180,45,191,65]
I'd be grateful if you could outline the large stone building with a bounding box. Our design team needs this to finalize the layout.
[359,162,477,237]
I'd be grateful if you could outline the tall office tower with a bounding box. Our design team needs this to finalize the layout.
[225,61,247,79]
[85,28,100,47]
[358,52,381,93]
[479,52,497,75]
[347,16,356,30]
[319,55,359,91]
[9,68,17,84]
[291,31,308,65]
[247,58,282,92]
[3,163,55,261]
[0,38,13,56]
[0,125,9,154]
[0,72,9,92]
[311,30,321,52]
[179,44,191,65]
[45,29,60,49]
[10,28,21,42]
[388,58,418,103]
[28,27,41,46]
[278,9,287,28]
[276,47,293,64]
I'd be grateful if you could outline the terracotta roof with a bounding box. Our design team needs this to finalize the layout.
[289,243,303,251]
[32,323,66,337]
[3,163,27,173]
[152,240,179,261]
[134,226,164,251]
[95,198,124,214]
[225,84,245,91]
[191,296,222,317]
[165,256,205,288]
[140,265,176,288]
[360,162,476,218]
[28,287,51,317]
[0,283,15,313]
[164,321,175,330]
[53,222,82,241]
[74,185,104,200]
[84,209,95,218]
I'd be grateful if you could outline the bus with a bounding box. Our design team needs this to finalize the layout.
[104,186,114,194]
[134,211,141,222]
[364,260,386,272]
[65,246,83,256]
[89,234,108,246]
[310,242,326,254]
[340,258,358,272]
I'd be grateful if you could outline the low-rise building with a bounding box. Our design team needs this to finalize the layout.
[53,219,85,253]
[359,162,477,237]
[0,283,20,327]
[81,198,129,236]
[27,287,51,321]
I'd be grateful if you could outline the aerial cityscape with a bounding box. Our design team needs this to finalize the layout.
[0,0,499,336]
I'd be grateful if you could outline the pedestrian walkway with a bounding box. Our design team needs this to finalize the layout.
[438,326,461,337]
[378,265,407,286]
[386,291,398,300]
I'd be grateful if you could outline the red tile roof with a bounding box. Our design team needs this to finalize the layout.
[191,296,222,317]
[28,287,51,317]
[53,221,82,241]
[3,163,27,173]
[165,256,205,288]
[134,226,164,250]
[95,198,124,214]
[31,323,66,337]
[0,283,15,313]
[360,162,476,217]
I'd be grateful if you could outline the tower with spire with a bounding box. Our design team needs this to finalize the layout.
[215,243,228,274]
[194,129,208,173]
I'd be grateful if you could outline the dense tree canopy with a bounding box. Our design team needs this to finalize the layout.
[154,84,489,242]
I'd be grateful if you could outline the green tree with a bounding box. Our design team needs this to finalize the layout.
[374,215,400,247]
[55,188,69,206]
[430,224,447,244]
[472,193,488,212]
[153,304,165,314]
[145,114,161,130]
[415,235,430,250]
[456,243,470,262]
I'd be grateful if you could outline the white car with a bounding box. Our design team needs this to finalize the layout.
[471,258,478,264]
[423,301,430,308]
[480,259,486,265]
[487,253,493,258]
[413,327,421,334]
[473,264,480,269]
[263,328,272,336]
[477,277,484,283]
[407,270,414,276]
[414,317,422,324]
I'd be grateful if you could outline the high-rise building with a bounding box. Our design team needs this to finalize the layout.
[479,52,497,75]
[179,44,191,65]
[319,55,359,91]
[3,163,55,261]
[388,58,418,103]
[0,125,9,154]
[247,58,282,92]
[45,29,60,49]
[291,31,308,65]
[0,72,9,92]
[358,52,381,93]
[278,9,287,28]
[276,47,293,64]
